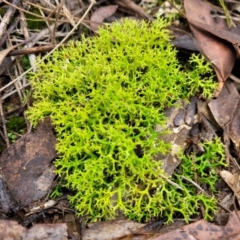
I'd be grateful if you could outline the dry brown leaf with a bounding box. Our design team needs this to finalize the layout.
[82,219,180,240]
[220,170,240,205]
[113,0,152,20]
[90,5,118,31]
[0,220,68,240]
[151,211,240,240]
[208,81,238,127]
[228,101,240,154]
[0,174,19,214]
[172,23,240,52]
[82,220,144,240]
[0,118,56,207]
[62,213,79,239]
[208,81,240,154]
[184,0,236,93]
[189,19,240,46]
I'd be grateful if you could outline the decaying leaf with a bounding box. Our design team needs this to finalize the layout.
[90,5,118,31]
[0,118,56,207]
[151,211,240,240]
[113,0,152,20]
[63,213,79,239]
[82,220,144,240]
[208,81,238,127]
[208,81,240,155]
[0,220,68,240]
[220,170,240,205]
[189,19,240,47]
[228,101,240,154]
[0,174,19,214]
[82,219,180,240]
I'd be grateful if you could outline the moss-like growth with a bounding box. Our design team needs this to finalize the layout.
[175,138,227,220]
[27,19,218,222]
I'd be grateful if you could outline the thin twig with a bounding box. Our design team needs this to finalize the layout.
[19,9,37,71]
[7,45,56,57]
[0,18,19,47]
[52,1,64,45]
[161,175,183,191]
[229,73,240,83]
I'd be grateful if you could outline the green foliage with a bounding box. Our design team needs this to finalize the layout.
[6,116,25,132]
[7,132,17,143]
[20,55,31,71]
[28,19,218,223]
[26,8,47,30]
[6,116,26,143]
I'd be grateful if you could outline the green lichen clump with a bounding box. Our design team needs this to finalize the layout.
[175,138,227,221]
[28,19,218,222]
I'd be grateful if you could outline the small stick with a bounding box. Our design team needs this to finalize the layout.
[7,45,56,56]
[0,18,19,48]
[229,73,240,84]
[0,0,20,40]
